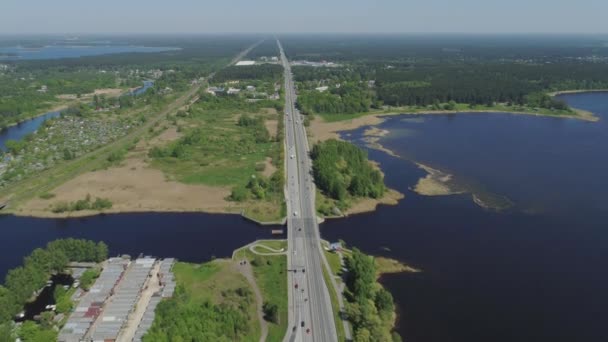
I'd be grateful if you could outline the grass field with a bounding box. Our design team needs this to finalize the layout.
[169,260,261,342]
[1,90,196,210]
[234,243,288,342]
[322,264,347,342]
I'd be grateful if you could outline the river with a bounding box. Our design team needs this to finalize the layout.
[0,213,282,279]
[0,81,154,151]
[1,93,607,341]
[321,92,608,342]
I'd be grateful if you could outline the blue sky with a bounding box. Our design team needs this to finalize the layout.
[1,0,607,34]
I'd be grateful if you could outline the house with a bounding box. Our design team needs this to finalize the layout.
[315,86,329,92]
[246,85,256,91]
[227,87,241,95]
[37,85,48,93]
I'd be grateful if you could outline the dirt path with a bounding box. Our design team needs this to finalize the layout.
[234,260,268,342]
[117,262,161,342]
[249,243,286,256]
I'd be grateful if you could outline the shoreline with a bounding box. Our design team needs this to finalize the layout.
[549,89,608,96]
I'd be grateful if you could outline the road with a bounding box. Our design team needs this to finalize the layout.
[279,39,338,342]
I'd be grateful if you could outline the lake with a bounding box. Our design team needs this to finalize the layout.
[0,45,177,60]
[321,93,608,342]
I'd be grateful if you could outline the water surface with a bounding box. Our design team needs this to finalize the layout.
[322,93,608,342]
[0,213,281,279]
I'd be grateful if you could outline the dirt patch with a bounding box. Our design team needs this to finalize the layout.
[261,157,277,178]
[309,115,386,143]
[264,119,278,139]
[346,188,404,216]
[56,88,124,100]
[150,126,181,147]
[413,163,463,196]
[18,156,234,218]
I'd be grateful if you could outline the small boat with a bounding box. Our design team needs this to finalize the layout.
[0,202,6,210]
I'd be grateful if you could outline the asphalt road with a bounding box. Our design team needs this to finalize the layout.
[278,40,338,342]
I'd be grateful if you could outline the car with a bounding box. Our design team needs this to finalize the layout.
[293,211,298,216]
[302,269,305,273]
[306,328,310,334]
[295,283,298,289]
[301,321,305,327]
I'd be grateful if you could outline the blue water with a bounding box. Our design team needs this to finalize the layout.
[0,111,60,151]
[0,45,177,60]
[0,213,282,279]
[0,81,154,151]
[320,92,608,342]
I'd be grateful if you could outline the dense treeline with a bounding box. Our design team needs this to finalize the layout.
[285,35,608,115]
[344,248,400,342]
[0,239,108,323]
[311,139,385,201]
[245,39,279,59]
[214,64,283,82]
[374,63,608,107]
[281,34,608,62]
[297,83,375,115]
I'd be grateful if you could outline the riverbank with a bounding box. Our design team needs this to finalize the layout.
[549,89,608,96]
[310,106,598,143]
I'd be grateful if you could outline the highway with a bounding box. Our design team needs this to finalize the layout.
[279,39,338,342]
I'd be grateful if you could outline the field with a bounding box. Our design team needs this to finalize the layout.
[234,241,288,342]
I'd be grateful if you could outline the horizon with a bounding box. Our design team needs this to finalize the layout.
[1,0,607,35]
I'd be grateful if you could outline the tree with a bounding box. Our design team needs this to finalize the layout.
[262,302,279,323]
[345,248,376,301]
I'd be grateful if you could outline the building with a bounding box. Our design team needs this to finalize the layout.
[227,87,241,95]
[235,60,255,66]
[206,87,224,96]
[329,242,342,252]
[246,85,256,91]
[315,86,329,92]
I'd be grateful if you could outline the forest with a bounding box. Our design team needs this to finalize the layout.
[311,139,385,202]
[214,64,283,83]
[0,239,108,340]
[344,248,400,342]
[286,35,608,116]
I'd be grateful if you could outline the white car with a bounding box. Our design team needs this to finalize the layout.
[293,211,298,217]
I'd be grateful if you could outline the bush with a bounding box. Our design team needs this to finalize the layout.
[263,302,279,323]
[39,192,55,200]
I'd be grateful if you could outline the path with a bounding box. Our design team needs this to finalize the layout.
[249,243,287,256]
[117,261,161,342]
[234,260,268,342]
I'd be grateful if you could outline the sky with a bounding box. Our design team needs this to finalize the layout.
[1,0,607,34]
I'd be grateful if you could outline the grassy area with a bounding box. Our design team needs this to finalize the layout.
[254,239,287,251]
[149,96,285,221]
[242,199,285,223]
[324,249,343,276]
[145,260,260,342]
[322,263,347,342]
[233,244,288,342]
[1,89,197,210]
